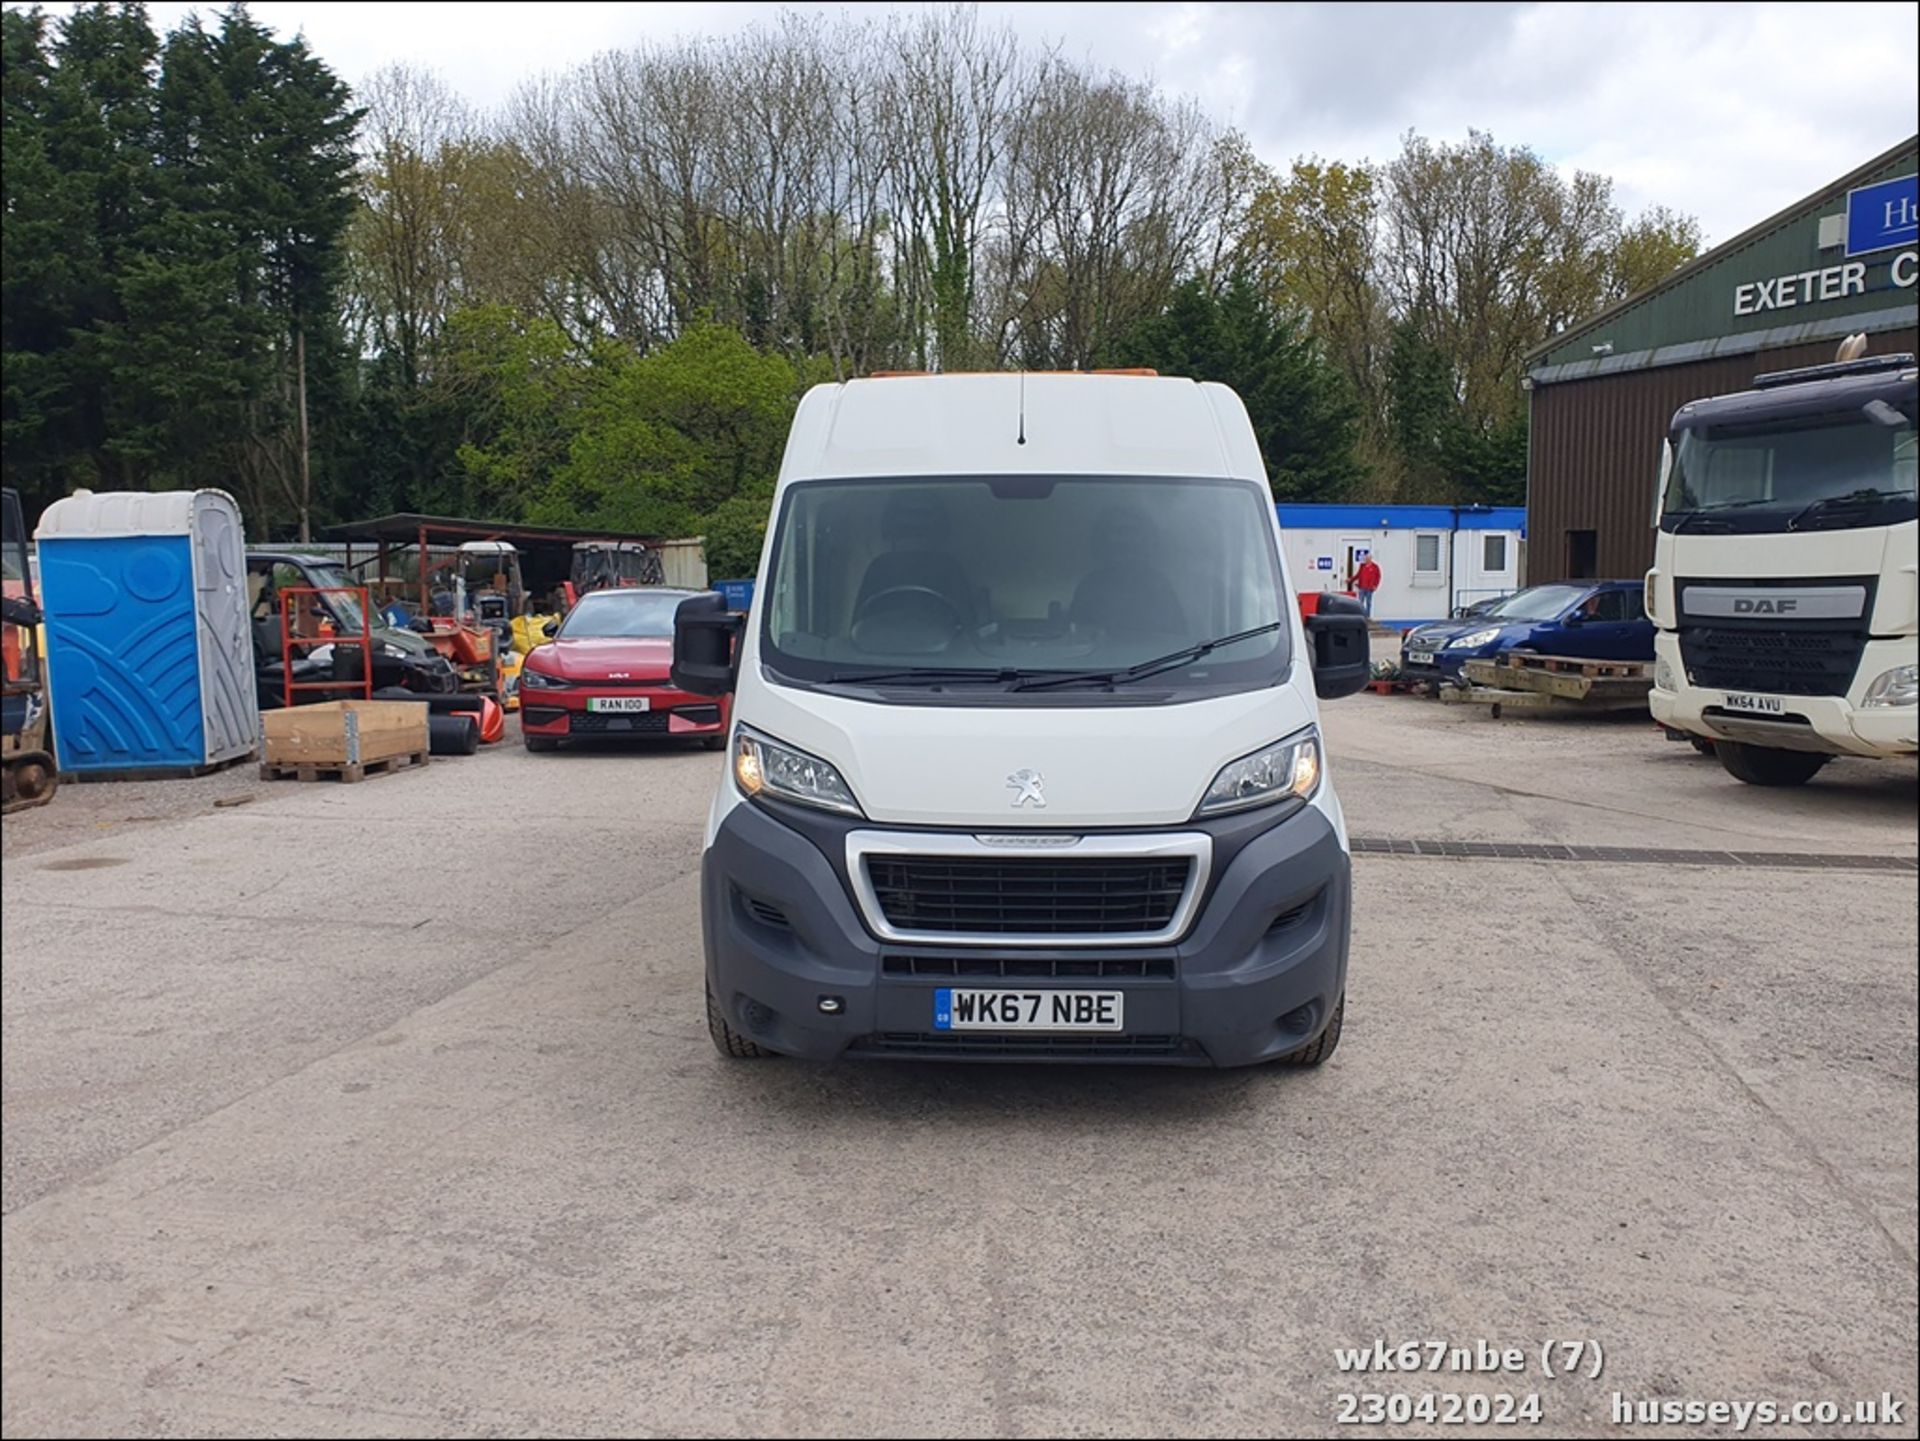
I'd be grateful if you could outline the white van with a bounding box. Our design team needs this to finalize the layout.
[672,372,1371,1067]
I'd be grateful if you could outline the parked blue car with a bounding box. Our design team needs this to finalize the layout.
[1399,580,1652,685]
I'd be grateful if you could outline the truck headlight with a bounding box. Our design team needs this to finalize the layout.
[1654,656,1676,691]
[1196,729,1320,816]
[1862,664,1919,708]
[734,726,863,815]
[1446,628,1502,650]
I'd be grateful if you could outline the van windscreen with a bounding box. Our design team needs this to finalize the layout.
[760,475,1289,693]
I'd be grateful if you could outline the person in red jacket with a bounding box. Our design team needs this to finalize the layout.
[1353,554,1382,618]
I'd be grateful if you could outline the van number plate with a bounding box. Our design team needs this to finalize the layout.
[934,988,1123,1032]
[1722,692,1785,715]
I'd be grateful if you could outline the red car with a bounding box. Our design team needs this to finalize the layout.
[519,588,730,752]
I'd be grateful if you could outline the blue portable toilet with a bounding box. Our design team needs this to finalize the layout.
[34,489,256,777]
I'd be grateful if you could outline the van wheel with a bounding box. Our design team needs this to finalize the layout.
[707,986,775,1059]
[1276,993,1343,1067]
[1716,741,1828,787]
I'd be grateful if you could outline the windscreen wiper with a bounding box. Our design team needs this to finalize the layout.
[1668,497,1780,533]
[1009,621,1286,692]
[1787,489,1911,530]
[825,666,1042,687]
[1668,510,1734,534]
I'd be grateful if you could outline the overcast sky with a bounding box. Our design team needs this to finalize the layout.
[15,1,1919,244]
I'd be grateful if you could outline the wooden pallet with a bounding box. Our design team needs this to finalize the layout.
[1498,652,1652,679]
[1462,656,1653,704]
[259,748,429,784]
[1441,684,1649,717]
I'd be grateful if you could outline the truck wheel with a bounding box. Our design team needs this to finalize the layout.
[706,986,775,1059]
[1716,741,1829,787]
[1276,993,1343,1067]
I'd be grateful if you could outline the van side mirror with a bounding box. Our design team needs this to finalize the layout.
[1305,594,1370,700]
[672,591,743,696]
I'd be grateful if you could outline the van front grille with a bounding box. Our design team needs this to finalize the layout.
[865,856,1191,935]
[849,1031,1204,1060]
[881,954,1174,979]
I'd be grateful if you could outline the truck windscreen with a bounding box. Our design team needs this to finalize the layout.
[760,475,1290,694]
[1661,405,1917,534]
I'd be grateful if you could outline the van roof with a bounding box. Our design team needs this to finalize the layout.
[778,372,1265,484]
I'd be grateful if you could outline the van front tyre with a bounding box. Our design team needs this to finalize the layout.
[706,986,775,1059]
[1275,993,1344,1067]
[1716,741,1829,787]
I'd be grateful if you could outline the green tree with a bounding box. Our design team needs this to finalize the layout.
[1109,276,1363,501]
[1608,205,1704,301]
[699,495,772,580]
[97,4,359,537]
[1,2,161,515]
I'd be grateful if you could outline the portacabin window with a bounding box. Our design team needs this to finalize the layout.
[1414,533,1442,574]
[1482,533,1508,572]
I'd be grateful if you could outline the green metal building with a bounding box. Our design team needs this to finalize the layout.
[1525,136,1918,585]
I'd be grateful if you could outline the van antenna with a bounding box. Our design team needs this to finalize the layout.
[1017,371,1027,445]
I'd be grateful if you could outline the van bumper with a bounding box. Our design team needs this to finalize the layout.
[701,798,1351,1068]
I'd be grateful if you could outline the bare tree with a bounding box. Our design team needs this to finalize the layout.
[999,63,1222,368]
[350,64,475,383]
[881,4,1025,371]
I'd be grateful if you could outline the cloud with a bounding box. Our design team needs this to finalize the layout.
[14,0,1917,242]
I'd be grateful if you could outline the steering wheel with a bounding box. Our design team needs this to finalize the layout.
[855,584,963,629]
[850,584,966,651]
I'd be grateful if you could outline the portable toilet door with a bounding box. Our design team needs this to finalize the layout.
[34,488,256,776]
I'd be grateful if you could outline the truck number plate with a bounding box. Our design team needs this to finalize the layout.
[587,696,651,713]
[933,989,1124,1032]
[1722,692,1785,716]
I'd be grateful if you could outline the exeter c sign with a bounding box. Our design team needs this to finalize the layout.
[1733,249,1917,317]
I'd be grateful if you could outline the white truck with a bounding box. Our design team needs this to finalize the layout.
[1647,344,1918,785]
[668,371,1372,1067]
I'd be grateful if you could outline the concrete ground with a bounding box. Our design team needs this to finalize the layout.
[2,695,1915,1438]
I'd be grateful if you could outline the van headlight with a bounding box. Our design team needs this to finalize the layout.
[1196,729,1320,816]
[1862,665,1919,708]
[1446,628,1502,650]
[734,726,864,815]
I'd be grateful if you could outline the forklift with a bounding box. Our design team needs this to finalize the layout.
[2,487,57,814]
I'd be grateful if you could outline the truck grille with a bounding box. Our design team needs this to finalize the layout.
[865,856,1191,935]
[1678,626,1865,697]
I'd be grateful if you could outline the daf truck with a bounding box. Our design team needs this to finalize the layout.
[1647,345,1918,785]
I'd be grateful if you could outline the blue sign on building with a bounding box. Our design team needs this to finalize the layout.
[1845,173,1918,257]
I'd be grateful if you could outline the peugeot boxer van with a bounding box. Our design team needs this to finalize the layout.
[673,372,1370,1067]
